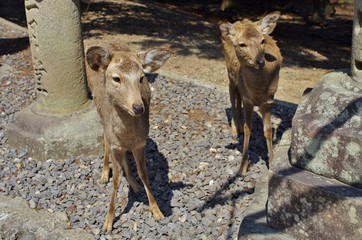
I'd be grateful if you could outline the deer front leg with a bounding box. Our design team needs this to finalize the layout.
[100,134,110,182]
[229,82,243,137]
[260,103,273,167]
[132,144,164,220]
[103,148,124,232]
[239,102,253,176]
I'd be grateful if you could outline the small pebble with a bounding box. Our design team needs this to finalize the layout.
[29,200,36,209]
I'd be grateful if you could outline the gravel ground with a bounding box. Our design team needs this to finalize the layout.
[0,22,296,240]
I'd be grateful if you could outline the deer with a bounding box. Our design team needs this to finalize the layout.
[219,11,282,176]
[85,43,171,232]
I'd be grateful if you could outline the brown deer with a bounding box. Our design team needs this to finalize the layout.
[85,43,171,232]
[219,12,282,175]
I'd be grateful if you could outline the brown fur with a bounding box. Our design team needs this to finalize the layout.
[85,43,171,232]
[219,12,283,175]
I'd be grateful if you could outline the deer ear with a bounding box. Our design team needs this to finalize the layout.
[258,11,280,35]
[138,48,172,73]
[219,22,236,39]
[86,46,112,71]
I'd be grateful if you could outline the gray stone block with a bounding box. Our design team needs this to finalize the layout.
[290,72,362,188]
[7,102,103,161]
[268,130,362,240]
[0,194,94,240]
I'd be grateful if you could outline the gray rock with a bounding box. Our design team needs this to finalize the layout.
[29,199,36,209]
[0,194,93,240]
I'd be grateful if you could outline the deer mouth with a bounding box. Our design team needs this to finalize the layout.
[126,109,144,117]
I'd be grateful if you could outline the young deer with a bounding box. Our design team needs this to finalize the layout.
[219,12,282,176]
[85,43,171,232]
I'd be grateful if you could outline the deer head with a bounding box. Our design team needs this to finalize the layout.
[86,46,171,116]
[219,11,280,69]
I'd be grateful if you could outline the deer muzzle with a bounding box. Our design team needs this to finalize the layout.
[132,103,144,115]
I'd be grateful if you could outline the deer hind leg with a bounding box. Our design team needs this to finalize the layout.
[121,155,141,193]
[239,101,253,176]
[103,148,124,232]
[236,88,243,134]
[229,82,243,137]
[132,144,164,220]
[260,103,273,167]
[100,134,110,182]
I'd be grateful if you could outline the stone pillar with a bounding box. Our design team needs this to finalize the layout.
[7,0,103,160]
[352,0,362,82]
[267,1,362,239]
[25,0,89,113]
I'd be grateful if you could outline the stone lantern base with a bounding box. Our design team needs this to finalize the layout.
[267,71,362,239]
[7,102,103,161]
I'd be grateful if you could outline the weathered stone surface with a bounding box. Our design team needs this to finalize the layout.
[268,130,362,240]
[25,0,88,113]
[290,72,362,188]
[351,0,362,82]
[7,102,103,161]
[0,194,94,240]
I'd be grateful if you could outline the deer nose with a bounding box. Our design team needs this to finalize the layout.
[256,58,265,68]
[132,103,144,115]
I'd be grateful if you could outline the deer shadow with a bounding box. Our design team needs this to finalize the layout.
[113,138,188,220]
[224,101,297,168]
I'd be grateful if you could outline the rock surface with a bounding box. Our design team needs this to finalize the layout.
[269,130,362,240]
[0,194,94,240]
[290,72,362,188]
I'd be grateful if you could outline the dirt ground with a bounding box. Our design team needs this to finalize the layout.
[1,0,354,104]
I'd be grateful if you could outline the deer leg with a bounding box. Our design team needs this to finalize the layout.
[229,82,243,137]
[121,155,141,193]
[103,148,124,232]
[240,102,253,176]
[236,88,243,134]
[100,134,110,182]
[133,144,164,220]
[260,104,273,167]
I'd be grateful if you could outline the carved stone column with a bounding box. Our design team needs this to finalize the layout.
[7,0,102,160]
[25,0,89,113]
[352,0,362,83]
[267,1,362,239]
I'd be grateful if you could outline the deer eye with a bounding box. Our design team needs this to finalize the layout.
[239,43,247,48]
[261,39,266,44]
[140,76,144,83]
[112,76,121,83]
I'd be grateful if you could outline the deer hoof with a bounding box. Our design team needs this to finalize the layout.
[152,208,164,220]
[102,217,113,233]
[100,171,109,183]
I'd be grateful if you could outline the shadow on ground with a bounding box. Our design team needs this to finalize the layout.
[224,101,297,167]
[196,100,297,239]
[79,0,352,69]
[111,138,190,221]
[0,0,352,69]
